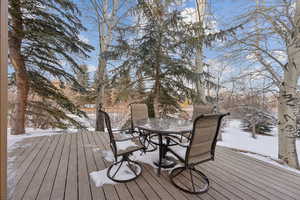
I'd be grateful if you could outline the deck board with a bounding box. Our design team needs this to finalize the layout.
[214,152,297,200]
[13,136,53,200]
[8,131,300,200]
[217,150,300,197]
[50,134,71,200]
[35,134,66,200]
[22,135,61,200]
[65,134,78,200]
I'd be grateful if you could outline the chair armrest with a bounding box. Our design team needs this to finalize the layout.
[112,128,132,133]
[115,136,141,142]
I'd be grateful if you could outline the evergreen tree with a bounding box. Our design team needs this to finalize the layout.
[8,0,94,134]
[72,64,95,108]
[108,0,241,117]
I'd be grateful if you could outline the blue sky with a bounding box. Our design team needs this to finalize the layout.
[8,0,260,87]
[76,0,256,77]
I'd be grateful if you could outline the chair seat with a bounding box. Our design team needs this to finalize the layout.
[115,135,145,156]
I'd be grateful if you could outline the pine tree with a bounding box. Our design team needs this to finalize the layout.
[108,0,241,117]
[8,0,94,134]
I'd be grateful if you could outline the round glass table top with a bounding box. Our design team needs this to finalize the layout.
[135,118,193,134]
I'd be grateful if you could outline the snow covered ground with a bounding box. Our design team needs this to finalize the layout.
[218,120,300,174]
[7,128,79,150]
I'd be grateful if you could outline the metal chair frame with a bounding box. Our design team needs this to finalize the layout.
[168,113,230,194]
[100,109,145,183]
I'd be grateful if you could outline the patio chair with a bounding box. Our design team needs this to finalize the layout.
[99,109,146,183]
[130,103,157,152]
[168,113,229,194]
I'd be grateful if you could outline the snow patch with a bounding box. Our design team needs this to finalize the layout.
[101,150,115,162]
[7,128,79,152]
[90,169,116,187]
[7,156,17,199]
[116,140,138,151]
[219,119,300,172]
[90,160,141,187]
[90,138,184,187]
[218,120,279,159]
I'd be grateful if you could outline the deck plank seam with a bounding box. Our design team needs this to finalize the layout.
[199,163,271,200]
[49,134,67,200]
[219,147,300,178]
[143,164,181,200]
[94,132,122,200]
[34,135,63,200]
[63,134,73,200]
[81,132,94,200]
[203,161,282,200]
[19,135,56,200]
[212,155,298,200]
[15,138,41,169]
[197,164,259,200]
[86,132,108,200]
[139,170,163,200]
[218,149,300,185]
[215,151,300,196]
[15,137,49,185]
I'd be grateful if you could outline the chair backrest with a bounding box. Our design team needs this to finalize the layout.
[99,110,117,156]
[130,103,148,128]
[185,113,229,165]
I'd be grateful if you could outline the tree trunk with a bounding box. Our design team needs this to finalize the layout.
[251,123,257,139]
[153,61,161,118]
[95,58,106,131]
[278,92,288,161]
[94,23,108,132]
[10,65,29,135]
[153,28,162,118]
[278,0,300,169]
[278,89,288,161]
[92,0,118,131]
[9,0,29,135]
[192,0,207,120]
[194,47,206,104]
[279,70,299,168]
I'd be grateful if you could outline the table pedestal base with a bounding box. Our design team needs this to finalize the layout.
[154,156,177,168]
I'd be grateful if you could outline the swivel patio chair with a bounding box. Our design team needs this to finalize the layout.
[130,103,157,152]
[99,109,146,183]
[168,113,229,194]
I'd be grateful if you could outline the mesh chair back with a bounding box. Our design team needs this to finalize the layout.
[99,110,117,156]
[130,104,148,128]
[186,113,227,165]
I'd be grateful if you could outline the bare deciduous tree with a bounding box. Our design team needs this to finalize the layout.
[223,0,299,168]
[88,0,122,131]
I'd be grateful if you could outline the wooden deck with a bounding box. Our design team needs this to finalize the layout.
[8,131,300,200]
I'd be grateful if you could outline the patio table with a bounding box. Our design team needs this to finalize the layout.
[135,118,193,176]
